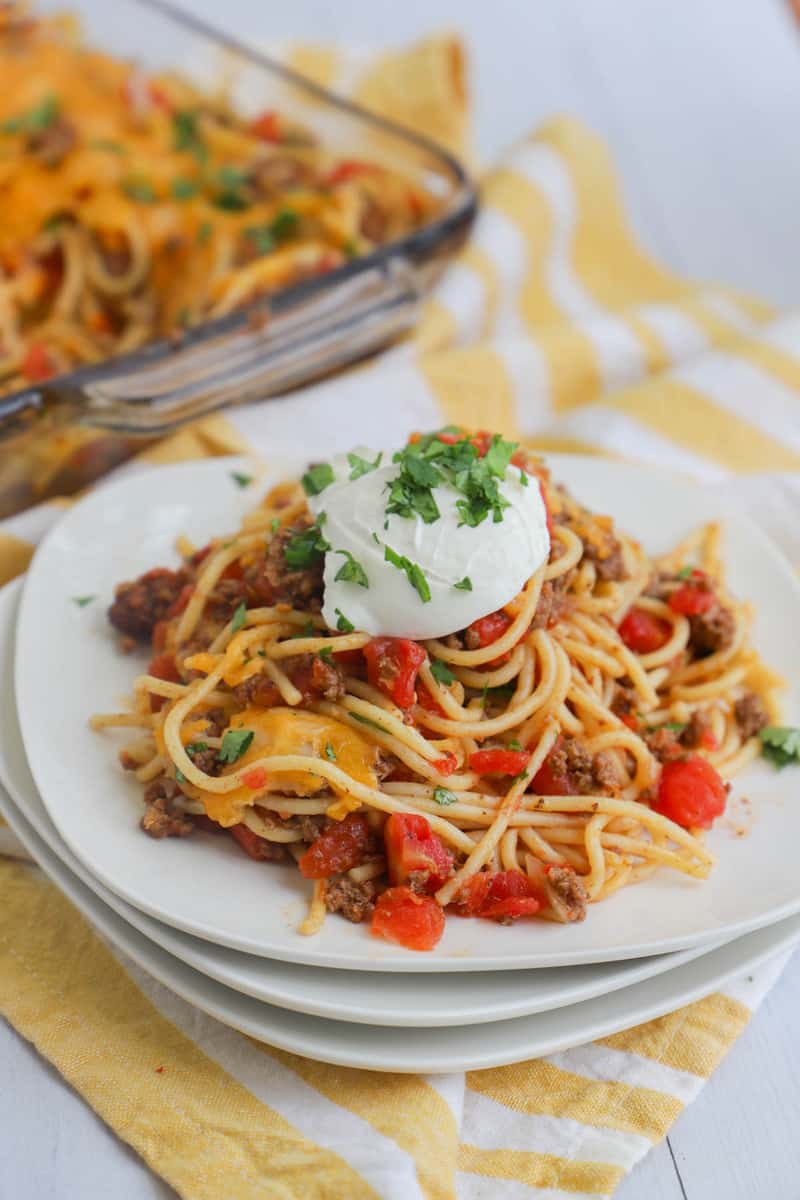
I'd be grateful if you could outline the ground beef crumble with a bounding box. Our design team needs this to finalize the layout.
[140,777,194,839]
[734,692,769,740]
[324,877,377,923]
[108,567,186,640]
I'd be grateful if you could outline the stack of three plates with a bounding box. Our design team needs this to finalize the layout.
[3,455,800,1073]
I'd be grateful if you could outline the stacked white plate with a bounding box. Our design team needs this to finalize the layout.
[4,454,800,1072]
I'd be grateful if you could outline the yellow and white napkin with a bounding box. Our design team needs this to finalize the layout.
[2,33,799,1200]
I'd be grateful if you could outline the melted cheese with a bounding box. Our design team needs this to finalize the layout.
[194,707,379,827]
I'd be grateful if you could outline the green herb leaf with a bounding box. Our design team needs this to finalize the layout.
[185,742,208,755]
[217,729,254,764]
[171,177,199,200]
[284,522,329,569]
[507,739,522,751]
[350,712,389,735]
[384,544,431,603]
[175,768,186,783]
[324,742,337,761]
[677,566,694,580]
[244,225,274,256]
[335,608,354,633]
[335,550,369,588]
[318,646,333,660]
[230,602,247,634]
[454,576,472,591]
[302,462,335,496]
[269,208,299,240]
[663,721,687,734]
[483,434,516,480]
[71,595,95,607]
[121,176,156,203]
[760,726,800,769]
[347,450,382,480]
[430,659,455,685]
[518,469,529,487]
[172,110,207,161]
[270,517,280,533]
[2,94,59,135]
[433,786,457,806]
[231,471,252,488]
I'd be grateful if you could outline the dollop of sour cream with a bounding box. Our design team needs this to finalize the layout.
[307,445,550,640]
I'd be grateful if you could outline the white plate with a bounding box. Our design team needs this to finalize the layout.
[0,580,723,1026]
[15,455,800,970]
[3,770,799,1072]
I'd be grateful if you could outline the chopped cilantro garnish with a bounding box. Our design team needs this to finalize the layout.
[318,646,333,660]
[433,786,457,806]
[270,208,299,240]
[454,576,472,591]
[335,608,354,633]
[284,522,329,569]
[518,469,529,487]
[218,729,254,764]
[387,430,518,530]
[71,595,95,607]
[175,768,186,783]
[172,110,207,160]
[430,659,455,685]
[507,739,522,751]
[230,602,247,634]
[347,450,382,480]
[677,565,694,580]
[121,176,156,203]
[511,768,529,784]
[663,721,686,733]
[231,471,252,488]
[171,177,199,200]
[481,682,515,706]
[185,742,208,755]
[302,462,335,496]
[291,619,315,639]
[2,94,59,134]
[324,742,337,761]
[384,544,430,603]
[350,712,389,735]
[335,550,369,588]
[760,726,800,769]
[213,167,250,211]
[270,517,280,533]
[244,226,274,256]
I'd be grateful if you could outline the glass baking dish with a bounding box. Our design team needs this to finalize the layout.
[0,0,477,517]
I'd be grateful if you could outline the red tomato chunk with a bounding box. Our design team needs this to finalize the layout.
[384,813,453,893]
[467,611,512,649]
[454,871,542,921]
[298,813,371,879]
[653,757,727,829]
[470,748,531,776]
[668,575,716,616]
[363,637,425,708]
[619,607,671,654]
[230,824,274,861]
[371,886,445,950]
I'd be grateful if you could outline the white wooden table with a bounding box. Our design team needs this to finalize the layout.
[4,1,800,1195]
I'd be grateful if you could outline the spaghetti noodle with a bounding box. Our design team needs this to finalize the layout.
[0,6,437,396]
[93,431,783,950]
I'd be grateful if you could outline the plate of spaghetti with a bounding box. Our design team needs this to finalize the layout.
[15,432,800,968]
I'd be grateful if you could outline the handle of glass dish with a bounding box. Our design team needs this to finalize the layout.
[77,260,420,434]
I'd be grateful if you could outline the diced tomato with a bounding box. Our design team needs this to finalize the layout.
[371,886,445,950]
[147,651,180,712]
[434,431,461,444]
[619,711,639,731]
[331,645,364,671]
[469,431,494,457]
[165,582,194,618]
[363,637,426,709]
[250,109,280,141]
[21,341,56,383]
[326,159,375,186]
[453,870,541,921]
[407,188,424,219]
[469,748,531,777]
[148,652,180,682]
[417,686,446,717]
[432,752,458,776]
[297,813,371,879]
[528,750,570,796]
[652,756,727,830]
[151,619,169,653]
[467,611,512,649]
[148,82,173,111]
[700,728,719,751]
[230,823,274,861]
[221,559,244,581]
[241,766,268,790]
[384,813,453,893]
[669,576,716,616]
[619,607,671,654]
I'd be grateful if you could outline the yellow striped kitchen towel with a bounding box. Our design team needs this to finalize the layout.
[2,31,800,1200]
